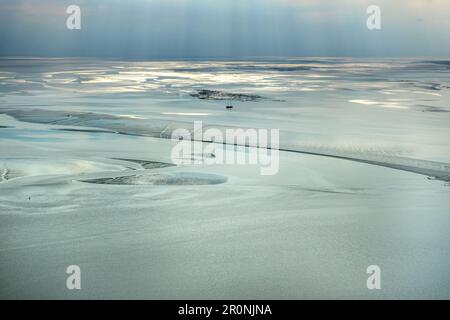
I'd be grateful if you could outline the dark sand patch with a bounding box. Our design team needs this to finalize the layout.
[416,105,450,113]
[190,89,265,102]
[54,128,119,134]
[81,172,227,186]
[111,158,175,169]
[0,168,23,181]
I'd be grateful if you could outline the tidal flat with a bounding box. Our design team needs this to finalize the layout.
[0,58,449,299]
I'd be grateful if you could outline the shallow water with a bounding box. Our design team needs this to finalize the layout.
[0,58,449,299]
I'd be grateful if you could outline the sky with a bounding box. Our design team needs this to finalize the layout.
[0,0,450,58]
